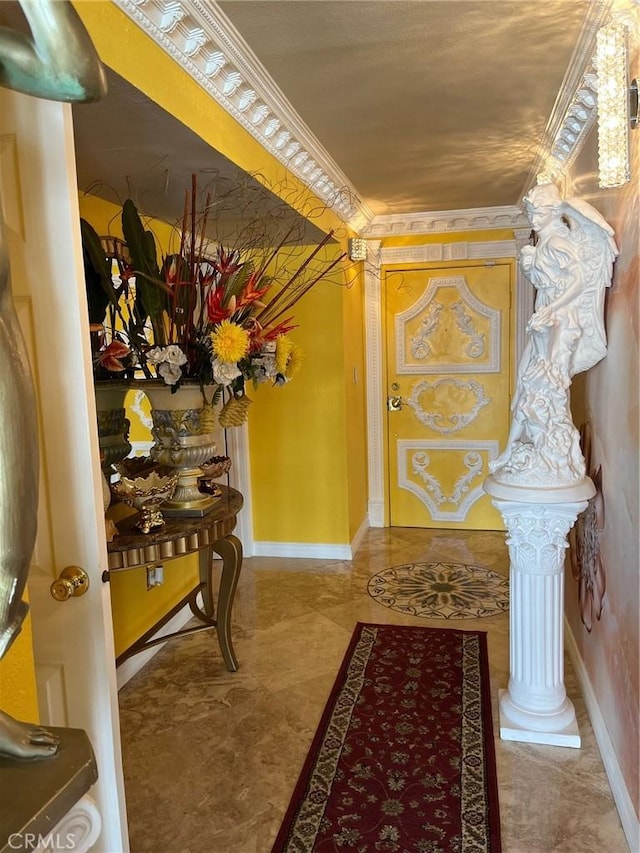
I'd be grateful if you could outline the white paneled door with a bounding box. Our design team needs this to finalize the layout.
[1,91,128,850]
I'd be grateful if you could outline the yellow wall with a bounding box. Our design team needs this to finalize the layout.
[0,606,39,723]
[108,547,199,659]
[382,228,515,247]
[76,2,369,550]
[78,193,176,248]
[249,248,351,543]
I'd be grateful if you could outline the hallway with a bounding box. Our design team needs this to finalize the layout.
[118,527,627,852]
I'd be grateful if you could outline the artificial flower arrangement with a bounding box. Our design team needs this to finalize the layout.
[82,176,346,426]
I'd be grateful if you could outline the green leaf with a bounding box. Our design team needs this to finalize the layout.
[223,261,253,305]
[80,218,116,324]
[121,199,167,345]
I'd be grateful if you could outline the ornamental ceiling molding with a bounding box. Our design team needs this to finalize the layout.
[365,205,529,237]
[114,0,374,229]
[523,0,612,191]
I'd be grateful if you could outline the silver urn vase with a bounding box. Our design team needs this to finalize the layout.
[135,381,219,517]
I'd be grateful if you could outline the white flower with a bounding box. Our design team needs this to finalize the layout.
[164,345,187,366]
[212,359,242,386]
[146,347,166,365]
[253,354,277,380]
[146,345,187,367]
[158,361,183,385]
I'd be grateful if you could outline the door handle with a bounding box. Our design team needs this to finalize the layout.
[387,395,403,412]
[50,566,90,601]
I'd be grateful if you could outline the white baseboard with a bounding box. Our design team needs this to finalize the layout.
[350,515,370,557]
[116,603,194,689]
[252,541,353,560]
[252,517,369,561]
[565,618,639,852]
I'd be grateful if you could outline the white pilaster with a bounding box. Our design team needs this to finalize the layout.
[485,477,593,748]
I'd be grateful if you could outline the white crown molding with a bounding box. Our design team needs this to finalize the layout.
[364,205,529,237]
[114,0,375,229]
[522,0,612,193]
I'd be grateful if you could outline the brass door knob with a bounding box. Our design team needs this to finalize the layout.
[50,566,90,601]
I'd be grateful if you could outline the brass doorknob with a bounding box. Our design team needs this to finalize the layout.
[50,566,90,601]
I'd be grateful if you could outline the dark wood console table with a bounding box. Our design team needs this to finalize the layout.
[104,485,243,671]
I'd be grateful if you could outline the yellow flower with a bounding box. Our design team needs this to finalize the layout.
[210,320,249,363]
[285,342,304,378]
[275,335,294,374]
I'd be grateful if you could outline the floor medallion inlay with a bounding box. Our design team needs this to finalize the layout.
[367,561,509,619]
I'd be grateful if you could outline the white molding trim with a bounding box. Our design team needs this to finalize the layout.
[395,275,501,375]
[366,236,522,527]
[253,541,353,560]
[226,422,255,557]
[350,514,370,558]
[37,795,102,853]
[397,438,499,523]
[366,206,528,237]
[116,602,194,689]
[114,0,373,230]
[368,499,385,528]
[565,619,638,853]
[521,0,610,192]
[364,240,386,527]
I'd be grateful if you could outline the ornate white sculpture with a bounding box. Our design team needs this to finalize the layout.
[490,184,617,487]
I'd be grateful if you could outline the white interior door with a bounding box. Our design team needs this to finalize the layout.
[0,91,128,851]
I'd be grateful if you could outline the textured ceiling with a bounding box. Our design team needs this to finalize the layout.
[217,0,593,214]
[0,0,596,227]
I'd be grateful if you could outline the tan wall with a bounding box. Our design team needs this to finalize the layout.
[565,26,639,819]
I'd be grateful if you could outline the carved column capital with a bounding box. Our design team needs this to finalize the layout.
[499,500,587,574]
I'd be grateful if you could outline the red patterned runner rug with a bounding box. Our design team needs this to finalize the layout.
[272,623,501,852]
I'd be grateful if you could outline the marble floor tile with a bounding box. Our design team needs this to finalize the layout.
[118,527,629,852]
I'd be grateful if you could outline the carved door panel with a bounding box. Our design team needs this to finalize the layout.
[386,264,511,530]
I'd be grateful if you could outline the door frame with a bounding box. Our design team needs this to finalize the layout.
[364,228,533,527]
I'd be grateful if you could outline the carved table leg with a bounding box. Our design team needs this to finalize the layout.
[210,534,243,672]
[198,545,215,619]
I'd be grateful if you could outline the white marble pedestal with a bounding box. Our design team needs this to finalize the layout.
[484,476,594,748]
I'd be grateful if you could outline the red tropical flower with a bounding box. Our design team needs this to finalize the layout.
[95,340,131,372]
[213,247,242,277]
[206,286,231,324]
[237,272,270,308]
